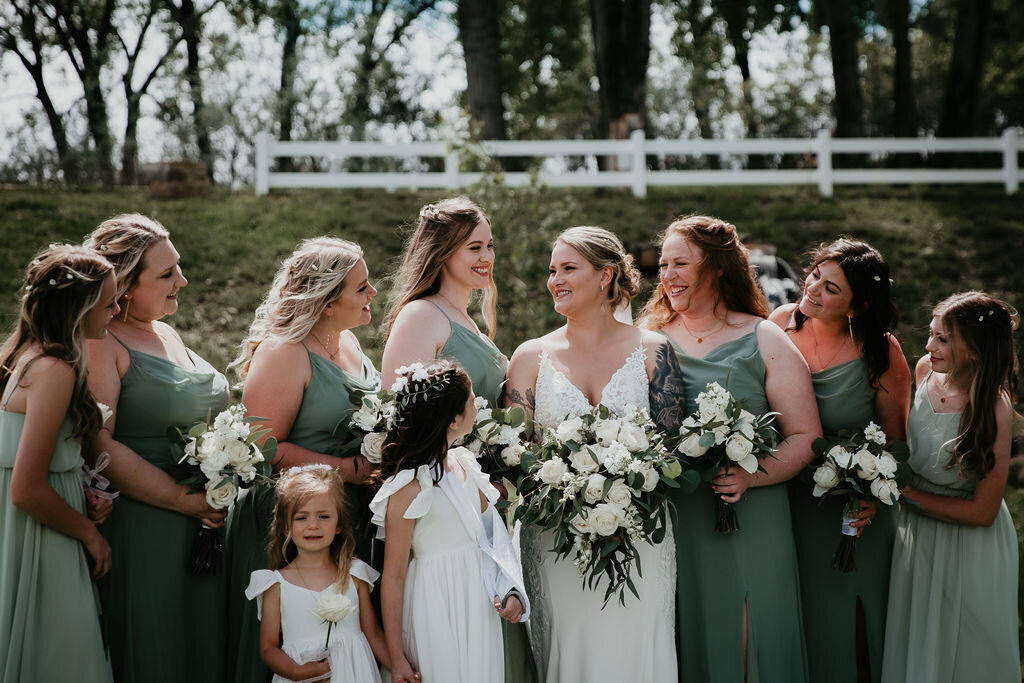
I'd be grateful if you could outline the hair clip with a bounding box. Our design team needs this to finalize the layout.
[66,273,73,280]
[310,264,318,272]
[282,463,333,476]
[99,244,109,252]
[48,278,57,285]
[32,259,41,265]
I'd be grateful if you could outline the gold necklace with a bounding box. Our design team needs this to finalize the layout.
[678,315,726,344]
[309,328,336,361]
[809,322,849,371]
[938,377,961,403]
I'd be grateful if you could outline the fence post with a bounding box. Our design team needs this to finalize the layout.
[630,129,647,198]
[1003,128,1019,195]
[445,147,460,189]
[255,132,269,195]
[816,129,833,197]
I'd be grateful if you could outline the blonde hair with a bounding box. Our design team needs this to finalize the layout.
[231,237,364,381]
[0,245,113,464]
[384,197,497,339]
[555,226,642,310]
[83,213,170,300]
[267,466,355,591]
[638,215,769,330]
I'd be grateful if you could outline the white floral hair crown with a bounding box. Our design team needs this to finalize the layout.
[281,463,334,477]
[389,362,460,424]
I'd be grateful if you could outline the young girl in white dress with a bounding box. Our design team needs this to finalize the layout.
[371,360,530,683]
[246,465,388,682]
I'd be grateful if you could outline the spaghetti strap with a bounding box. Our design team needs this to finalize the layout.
[107,330,131,351]
[1,374,16,410]
[425,298,455,323]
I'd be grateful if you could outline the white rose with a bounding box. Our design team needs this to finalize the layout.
[638,462,660,492]
[568,448,600,474]
[593,418,621,445]
[351,408,378,432]
[199,450,229,480]
[828,445,854,470]
[876,453,898,478]
[222,439,252,467]
[494,425,521,446]
[605,479,636,507]
[555,417,585,444]
[736,410,756,439]
[538,457,569,486]
[570,512,593,535]
[617,423,649,452]
[590,503,625,536]
[712,424,731,445]
[677,432,709,458]
[812,463,840,497]
[501,443,526,467]
[870,476,900,505]
[583,473,607,504]
[855,449,879,480]
[205,478,238,509]
[237,462,257,483]
[725,434,754,463]
[314,592,355,623]
[360,431,386,464]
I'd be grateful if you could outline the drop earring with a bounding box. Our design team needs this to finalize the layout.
[847,315,855,343]
[121,297,131,323]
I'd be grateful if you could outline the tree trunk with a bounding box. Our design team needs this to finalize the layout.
[277,0,302,171]
[938,0,993,137]
[456,0,506,141]
[122,93,141,184]
[81,66,116,184]
[348,2,385,143]
[173,0,216,179]
[717,0,762,166]
[885,0,916,137]
[825,0,864,139]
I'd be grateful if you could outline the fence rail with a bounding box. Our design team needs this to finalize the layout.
[254,128,1023,198]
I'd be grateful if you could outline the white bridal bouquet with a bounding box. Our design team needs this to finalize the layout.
[344,388,396,466]
[809,422,909,572]
[170,404,278,574]
[514,404,683,606]
[671,382,779,534]
[454,396,532,486]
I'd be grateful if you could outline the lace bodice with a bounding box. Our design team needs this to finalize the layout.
[534,344,649,429]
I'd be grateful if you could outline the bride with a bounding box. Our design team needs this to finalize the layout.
[504,226,684,683]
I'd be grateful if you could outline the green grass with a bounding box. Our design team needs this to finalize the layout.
[2,181,1024,662]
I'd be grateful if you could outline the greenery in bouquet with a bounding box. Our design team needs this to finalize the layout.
[341,386,398,466]
[454,396,532,491]
[809,421,911,572]
[671,382,779,534]
[168,403,278,574]
[514,404,683,606]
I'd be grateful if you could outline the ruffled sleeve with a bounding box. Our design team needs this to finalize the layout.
[448,446,499,505]
[369,464,436,540]
[244,569,282,621]
[349,558,381,588]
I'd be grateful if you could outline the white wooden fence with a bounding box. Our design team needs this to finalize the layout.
[254,128,1023,198]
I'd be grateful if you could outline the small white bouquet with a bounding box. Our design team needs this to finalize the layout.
[343,388,396,466]
[453,396,532,487]
[671,382,779,534]
[314,592,355,649]
[514,404,683,606]
[809,421,909,572]
[170,404,277,574]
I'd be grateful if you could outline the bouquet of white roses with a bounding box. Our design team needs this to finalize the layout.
[343,387,397,466]
[170,404,278,574]
[514,404,683,606]
[671,382,779,534]
[453,396,532,487]
[809,421,909,572]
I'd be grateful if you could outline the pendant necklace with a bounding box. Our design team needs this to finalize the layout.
[679,315,725,344]
[309,328,337,361]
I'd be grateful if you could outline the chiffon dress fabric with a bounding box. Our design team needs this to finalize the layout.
[98,334,230,683]
[521,344,678,683]
[424,300,537,683]
[0,388,112,683]
[370,447,507,683]
[880,373,1020,683]
[245,559,383,683]
[666,322,809,683]
[789,358,895,683]
[225,348,380,683]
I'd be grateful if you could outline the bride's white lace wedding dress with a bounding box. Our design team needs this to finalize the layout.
[522,344,678,683]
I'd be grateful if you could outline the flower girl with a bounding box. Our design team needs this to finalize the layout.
[246,465,388,682]
[1,245,119,682]
[372,360,530,683]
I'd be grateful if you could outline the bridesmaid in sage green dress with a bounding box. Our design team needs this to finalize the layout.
[1,246,117,683]
[223,237,381,683]
[382,197,536,683]
[639,216,821,683]
[881,293,1020,683]
[85,216,231,683]
[769,239,911,683]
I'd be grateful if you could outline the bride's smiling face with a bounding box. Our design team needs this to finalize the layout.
[548,241,609,317]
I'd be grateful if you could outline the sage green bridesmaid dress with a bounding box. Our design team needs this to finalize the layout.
[789,358,895,682]
[667,322,809,683]
[99,336,230,683]
[428,302,537,683]
[880,373,1020,683]
[0,391,112,682]
[224,347,379,683]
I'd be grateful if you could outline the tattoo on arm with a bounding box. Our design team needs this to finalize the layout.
[504,386,536,413]
[649,342,685,434]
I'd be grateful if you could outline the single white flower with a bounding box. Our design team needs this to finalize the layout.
[677,432,709,458]
[314,592,355,624]
[870,476,900,505]
[205,477,238,509]
[222,439,252,467]
[538,457,569,486]
[601,442,633,475]
[583,473,607,504]
[390,376,409,392]
[410,365,429,382]
[855,449,880,480]
[569,512,594,536]
[590,503,626,536]
[863,421,887,446]
[604,479,636,507]
[616,422,649,451]
[569,447,602,474]
[360,431,386,464]
[501,443,526,467]
[876,452,898,478]
[812,462,840,497]
[736,410,756,440]
[828,445,855,470]
[555,416,585,444]
[593,418,621,445]
[638,461,660,492]
[725,434,754,463]
[711,424,731,445]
